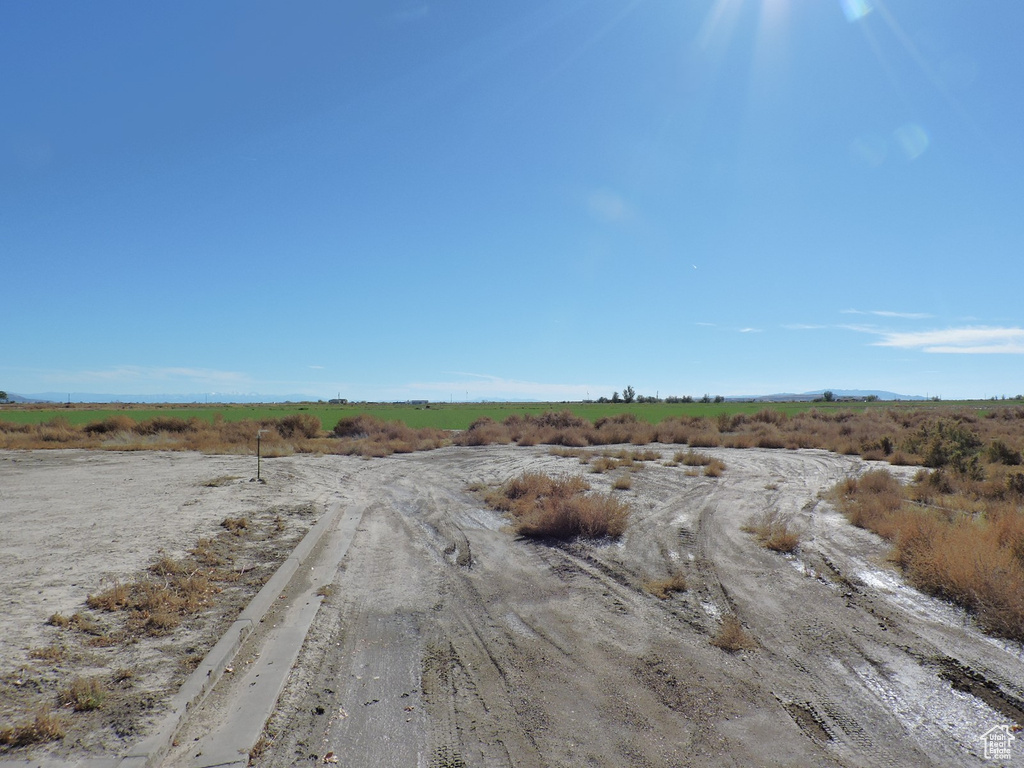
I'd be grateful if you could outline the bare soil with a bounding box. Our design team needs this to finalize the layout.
[0,449,351,760]
[244,445,1024,768]
[3,446,1023,766]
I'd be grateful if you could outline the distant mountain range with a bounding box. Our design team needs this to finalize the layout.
[730,390,925,402]
[5,392,322,404]
[0,387,929,405]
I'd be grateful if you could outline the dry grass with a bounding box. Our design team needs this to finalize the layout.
[0,708,66,746]
[221,516,249,534]
[59,676,106,711]
[8,404,1024,476]
[612,474,633,491]
[675,450,714,466]
[833,468,1024,641]
[484,471,630,540]
[743,509,801,553]
[87,558,215,637]
[704,458,726,477]
[642,571,687,599]
[28,644,65,662]
[710,615,756,652]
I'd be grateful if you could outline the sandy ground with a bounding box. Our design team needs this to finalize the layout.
[4,446,1024,766]
[0,449,360,758]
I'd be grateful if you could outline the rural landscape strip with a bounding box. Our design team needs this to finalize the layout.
[4,402,1024,765]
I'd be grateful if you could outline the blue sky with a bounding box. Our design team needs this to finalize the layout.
[3,1,1023,402]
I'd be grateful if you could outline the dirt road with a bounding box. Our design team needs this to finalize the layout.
[192,445,1024,768]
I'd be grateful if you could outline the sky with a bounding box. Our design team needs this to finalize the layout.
[3,1,1023,402]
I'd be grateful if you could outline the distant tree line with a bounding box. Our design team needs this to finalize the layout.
[591,387,724,405]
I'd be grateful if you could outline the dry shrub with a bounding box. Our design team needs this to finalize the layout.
[274,413,321,439]
[833,468,1024,641]
[83,415,136,435]
[46,612,71,628]
[743,509,800,553]
[554,427,591,448]
[149,555,187,577]
[704,459,726,477]
[654,419,690,445]
[221,516,249,535]
[723,433,754,449]
[485,472,629,540]
[612,474,633,490]
[0,708,65,746]
[754,427,786,449]
[629,448,661,462]
[458,417,512,446]
[710,615,756,652]
[643,571,687,599]
[676,450,712,466]
[135,416,199,436]
[59,677,106,711]
[332,415,449,456]
[87,583,130,612]
[688,432,721,448]
[834,470,905,538]
[28,644,65,662]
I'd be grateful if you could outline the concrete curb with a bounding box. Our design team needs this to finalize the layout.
[115,498,348,768]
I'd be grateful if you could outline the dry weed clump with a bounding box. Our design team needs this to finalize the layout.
[710,615,756,652]
[87,558,216,637]
[59,677,106,712]
[484,472,629,540]
[675,450,713,466]
[743,509,800,553]
[332,415,450,457]
[220,516,249,535]
[833,467,1024,641]
[28,644,65,662]
[704,459,726,477]
[612,474,633,491]
[458,417,512,446]
[0,708,66,747]
[642,571,687,599]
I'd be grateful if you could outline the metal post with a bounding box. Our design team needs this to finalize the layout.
[256,429,268,482]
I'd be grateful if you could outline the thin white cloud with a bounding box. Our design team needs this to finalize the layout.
[871,326,1024,354]
[77,365,249,384]
[738,327,761,333]
[841,309,932,319]
[784,323,826,330]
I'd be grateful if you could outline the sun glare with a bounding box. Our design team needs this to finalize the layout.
[840,0,873,23]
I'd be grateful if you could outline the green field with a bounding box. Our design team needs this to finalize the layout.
[0,398,1004,432]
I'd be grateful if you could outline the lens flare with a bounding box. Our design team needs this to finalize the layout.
[894,123,929,160]
[839,0,872,23]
